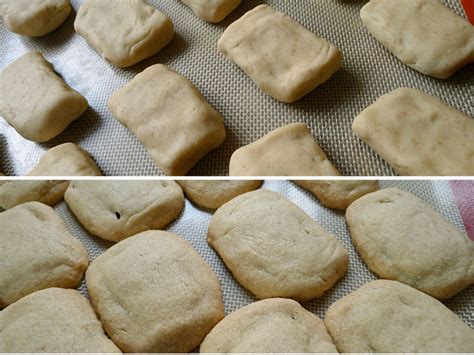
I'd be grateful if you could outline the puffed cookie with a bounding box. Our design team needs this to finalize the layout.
[0,202,88,308]
[0,180,69,210]
[86,231,224,353]
[181,0,241,23]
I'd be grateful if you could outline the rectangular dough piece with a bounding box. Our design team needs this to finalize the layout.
[229,123,341,176]
[181,0,241,23]
[361,0,474,79]
[108,64,226,176]
[0,52,88,142]
[218,5,342,103]
[353,88,474,176]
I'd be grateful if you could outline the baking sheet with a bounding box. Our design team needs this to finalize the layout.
[0,0,473,176]
[46,180,474,329]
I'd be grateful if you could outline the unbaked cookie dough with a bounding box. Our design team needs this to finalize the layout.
[361,0,474,79]
[0,202,88,308]
[109,64,226,176]
[181,0,241,23]
[0,0,71,37]
[200,298,338,353]
[86,231,224,353]
[325,280,474,353]
[74,0,174,67]
[0,52,88,142]
[64,180,184,242]
[229,123,340,176]
[0,288,120,353]
[0,180,69,210]
[208,189,348,301]
[346,188,474,299]
[219,5,342,103]
[353,88,474,176]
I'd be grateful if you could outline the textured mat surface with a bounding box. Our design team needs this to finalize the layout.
[0,0,473,176]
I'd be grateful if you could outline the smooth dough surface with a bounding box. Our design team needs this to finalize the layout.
[325,280,474,353]
[0,202,88,308]
[361,0,474,79]
[74,0,174,67]
[109,64,226,175]
[0,51,88,142]
[230,123,340,176]
[0,180,69,210]
[295,180,379,210]
[353,88,474,176]
[64,180,184,242]
[200,298,338,353]
[208,189,348,301]
[86,231,224,353]
[219,5,342,103]
[0,0,71,36]
[177,180,262,209]
[0,288,120,352]
[28,143,102,176]
[181,0,241,23]
[346,188,474,299]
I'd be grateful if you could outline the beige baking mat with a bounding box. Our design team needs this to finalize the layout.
[0,0,473,176]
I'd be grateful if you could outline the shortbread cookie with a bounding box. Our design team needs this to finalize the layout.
[295,180,379,210]
[86,231,224,353]
[74,0,174,67]
[0,0,71,37]
[353,88,474,176]
[0,202,88,308]
[28,143,102,176]
[229,123,340,176]
[177,180,262,209]
[346,188,474,299]
[0,288,120,352]
[361,0,474,79]
[0,52,88,142]
[181,0,241,23]
[64,180,184,242]
[208,189,348,301]
[200,298,338,353]
[109,64,226,176]
[219,5,342,103]
[0,180,69,210]
[325,280,474,353]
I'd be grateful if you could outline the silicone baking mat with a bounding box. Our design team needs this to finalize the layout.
[46,180,474,330]
[0,0,473,176]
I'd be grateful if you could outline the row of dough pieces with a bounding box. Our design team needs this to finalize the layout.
[1,1,473,176]
[1,180,473,352]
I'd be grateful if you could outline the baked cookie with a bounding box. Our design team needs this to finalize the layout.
[208,189,348,301]
[177,180,262,209]
[0,202,88,308]
[64,180,184,242]
[219,5,342,103]
[346,188,474,299]
[325,280,474,353]
[295,180,379,210]
[0,52,88,142]
[86,231,224,352]
[0,180,69,210]
[0,288,120,352]
[181,0,241,23]
[200,298,337,353]
[74,0,174,67]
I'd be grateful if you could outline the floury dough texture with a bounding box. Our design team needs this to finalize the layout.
[0,52,88,142]
[0,0,71,36]
[74,0,174,67]
[181,0,241,23]
[0,180,69,210]
[208,189,348,301]
[109,64,226,176]
[219,5,342,103]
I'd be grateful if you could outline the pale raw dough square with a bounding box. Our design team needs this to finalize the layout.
[74,0,174,68]
[0,52,88,142]
[218,5,342,103]
[0,180,69,210]
[108,64,226,176]
[361,0,474,79]
[181,0,241,23]
[229,123,341,176]
[353,88,474,176]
